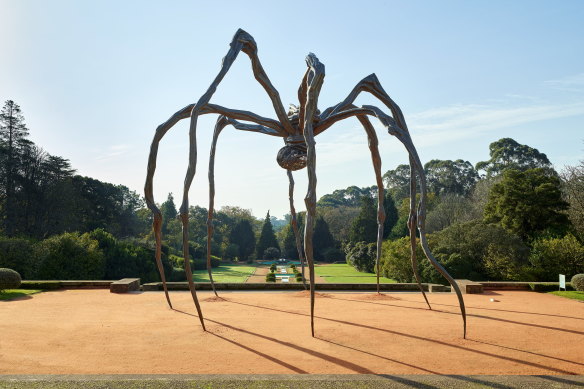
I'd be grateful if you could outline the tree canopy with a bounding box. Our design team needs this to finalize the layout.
[484,168,569,240]
[476,138,552,177]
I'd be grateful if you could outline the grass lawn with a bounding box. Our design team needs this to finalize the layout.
[549,290,584,301]
[0,289,42,301]
[192,265,256,283]
[315,263,396,283]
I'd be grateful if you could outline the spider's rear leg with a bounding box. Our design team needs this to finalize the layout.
[287,169,307,289]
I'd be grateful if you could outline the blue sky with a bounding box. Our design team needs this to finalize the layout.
[1,0,583,218]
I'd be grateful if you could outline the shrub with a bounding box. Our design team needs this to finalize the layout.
[263,247,280,260]
[270,264,277,273]
[20,280,61,290]
[528,282,574,292]
[290,264,296,270]
[87,229,172,283]
[322,247,344,262]
[35,232,105,280]
[266,272,276,282]
[529,234,584,281]
[345,241,376,273]
[295,272,303,282]
[0,268,22,291]
[572,274,584,291]
[0,237,38,279]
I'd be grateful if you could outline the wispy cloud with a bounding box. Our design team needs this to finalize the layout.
[96,144,132,161]
[405,101,584,147]
[544,73,584,92]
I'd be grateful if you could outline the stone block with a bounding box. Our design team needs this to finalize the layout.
[110,278,140,293]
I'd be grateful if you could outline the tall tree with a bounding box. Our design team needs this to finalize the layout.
[382,164,412,201]
[382,191,399,239]
[484,168,569,240]
[0,100,30,236]
[256,211,280,259]
[562,160,584,240]
[229,219,256,261]
[476,138,552,177]
[313,215,336,261]
[349,196,377,243]
[424,159,479,196]
[317,185,377,208]
[159,193,177,235]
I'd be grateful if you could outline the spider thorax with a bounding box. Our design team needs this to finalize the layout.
[277,137,307,171]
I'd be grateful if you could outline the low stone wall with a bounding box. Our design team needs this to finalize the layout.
[141,282,438,292]
[20,280,114,289]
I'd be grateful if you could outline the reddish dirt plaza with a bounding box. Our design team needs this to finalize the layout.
[0,290,582,375]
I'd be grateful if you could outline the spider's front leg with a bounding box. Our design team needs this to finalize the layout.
[301,53,325,337]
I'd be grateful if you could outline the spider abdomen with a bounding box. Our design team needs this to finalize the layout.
[277,144,307,171]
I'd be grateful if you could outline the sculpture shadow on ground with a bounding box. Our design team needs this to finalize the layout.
[172,296,581,375]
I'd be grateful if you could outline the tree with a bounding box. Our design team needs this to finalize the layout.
[383,164,411,200]
[345,241,376,273]
[159,193,178,234]
[424,159,479,196]
[484,168,569,240]
[528,234,584,280]
[348,196,377,243]
[313,215,336,261]
[317,185,377,208]
[0,100,31,236]
[476,138,552,177]
[562,160,584,240]
[229,219,255,261]
[382,191,399,239]
[425,194,474,233]
[280,213,303,259]
[256,211,280,259]
[319,206,359,242]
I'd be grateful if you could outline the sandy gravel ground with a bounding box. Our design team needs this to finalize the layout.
[0,290,582,375]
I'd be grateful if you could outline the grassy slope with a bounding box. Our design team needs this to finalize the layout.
[192,265,256,283]
[0,289,42,301]
[315,264,396,284]
[548,290,584,301]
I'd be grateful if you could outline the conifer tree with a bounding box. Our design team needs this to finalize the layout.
[256,211,280,259]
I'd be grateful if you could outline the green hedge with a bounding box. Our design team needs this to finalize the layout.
[20,281,62,290]
[529,282,574,292]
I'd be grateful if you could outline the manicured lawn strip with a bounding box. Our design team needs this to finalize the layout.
[315,263,396,283]
[0,289,42,301]
[549,290,584,301]
[192,265,256,283]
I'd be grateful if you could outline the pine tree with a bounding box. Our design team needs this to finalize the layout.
[159,193,178,235]
[313,215,335,260]
[257,211,280,259]
[0,100,31,236]
[382,191,399,239]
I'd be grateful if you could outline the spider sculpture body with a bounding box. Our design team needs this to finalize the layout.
[145,29,467,338]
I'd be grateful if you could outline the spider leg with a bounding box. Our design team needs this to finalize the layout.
[315,101,467,338]
[144,104,284,317]
[354,114,386,294]
[287,169,307,289]
[301,53,325,337]
[179,29,297,320]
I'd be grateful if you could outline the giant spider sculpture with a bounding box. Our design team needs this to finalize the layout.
[145,29,467,338]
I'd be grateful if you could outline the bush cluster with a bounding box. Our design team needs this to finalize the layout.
[0,229,173,282]
[266,272,276,282]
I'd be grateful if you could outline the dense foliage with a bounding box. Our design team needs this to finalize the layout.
[0,268,21,291]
